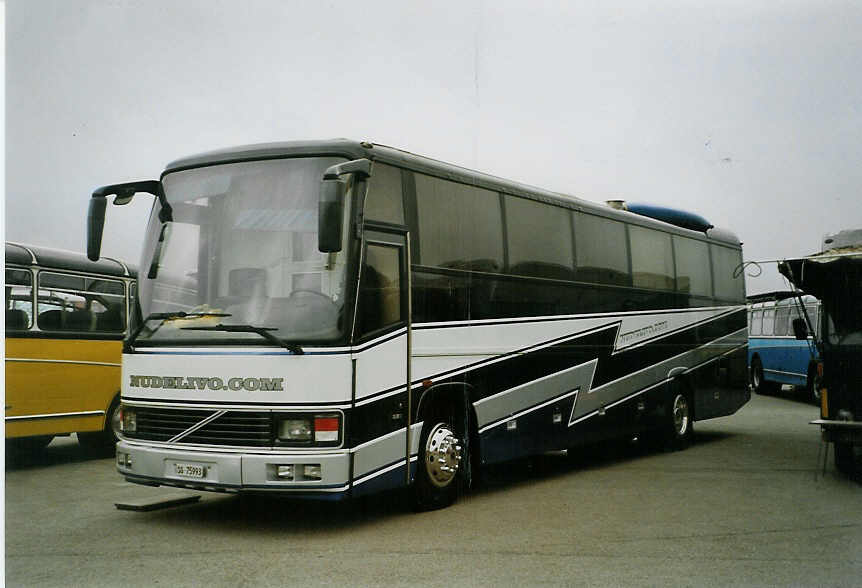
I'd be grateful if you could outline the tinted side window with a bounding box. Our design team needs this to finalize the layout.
[711,245,745,302]
[673,236,712,297]
[40,272,84,291]
[774,305,791,336]
[762,307,775,335]
[356,244,403,337]
[37,272,126,333]
[415,174,503,271]
[750,308,763,335]
[364,163,405,224]
[630,226,674,291]
[412,268,469,323]
[805,304,819,336]
[5,269,33,330]
[574,213,630,286]
[88,278,125,296]
[505,196,574,280]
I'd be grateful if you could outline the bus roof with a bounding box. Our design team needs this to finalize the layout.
[747,291,799,303]
[5,242,137,278]
[163,139,742,247]
[746,291,817,304]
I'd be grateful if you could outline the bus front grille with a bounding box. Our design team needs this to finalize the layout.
[128,407,272,447]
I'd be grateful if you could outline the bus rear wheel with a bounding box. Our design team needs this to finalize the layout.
[835,442,859,477]
[806,365,822,405]
[412,404,464,511]
[664,384,693,450]
[751,357,774,395]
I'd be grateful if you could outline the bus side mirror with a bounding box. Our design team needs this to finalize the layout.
[318,179,346,253]
[87,180,165,261]
[792,317,808,340]
[318,158,372,253]
[87,195,107,261]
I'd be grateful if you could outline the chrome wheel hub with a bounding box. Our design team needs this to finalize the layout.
[673,394,690,436]
[425,423,462,488]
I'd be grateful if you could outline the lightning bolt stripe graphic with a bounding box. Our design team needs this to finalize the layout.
[342,308,747,448]
[476,359,598,433]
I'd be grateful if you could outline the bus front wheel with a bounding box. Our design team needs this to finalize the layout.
[412,404,464,511]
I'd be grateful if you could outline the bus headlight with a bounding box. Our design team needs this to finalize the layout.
[278,418,312,441]
[120,407,137,433]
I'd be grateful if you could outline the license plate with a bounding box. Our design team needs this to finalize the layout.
[174,462,206,479]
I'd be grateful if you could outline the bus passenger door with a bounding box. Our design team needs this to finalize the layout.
[352,226,413,491]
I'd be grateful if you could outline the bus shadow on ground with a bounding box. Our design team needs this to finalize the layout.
[473,432,731,494]
[754,384,818,406]
[139,434,734,532]
[5,436,112,471]
[138,487,414,533]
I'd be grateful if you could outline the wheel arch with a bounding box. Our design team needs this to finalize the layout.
[415,382,474,422]
[107,390,121,427]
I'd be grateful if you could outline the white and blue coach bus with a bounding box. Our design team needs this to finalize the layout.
[87,140,749,510]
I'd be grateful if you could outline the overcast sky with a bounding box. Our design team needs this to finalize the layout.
[5,0,862,294]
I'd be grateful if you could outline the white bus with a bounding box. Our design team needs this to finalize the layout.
[87,140,749,510]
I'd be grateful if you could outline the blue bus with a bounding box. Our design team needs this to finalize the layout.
[747,291,821,402]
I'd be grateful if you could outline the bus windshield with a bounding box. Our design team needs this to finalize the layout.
[134,156,352,346]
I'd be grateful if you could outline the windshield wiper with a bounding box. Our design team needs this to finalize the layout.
[180,324,304,354]
[129,311,233,346]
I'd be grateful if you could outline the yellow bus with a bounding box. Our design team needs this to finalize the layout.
[5,242,136,454]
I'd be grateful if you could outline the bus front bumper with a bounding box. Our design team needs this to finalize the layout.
[116,440,351,497]
[810,419,862,446]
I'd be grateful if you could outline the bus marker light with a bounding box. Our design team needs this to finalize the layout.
[314,415,339,442]
[506,420,517,431]
[821,389,828,419]
[116,451,131,468]
[302,464,322,480]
